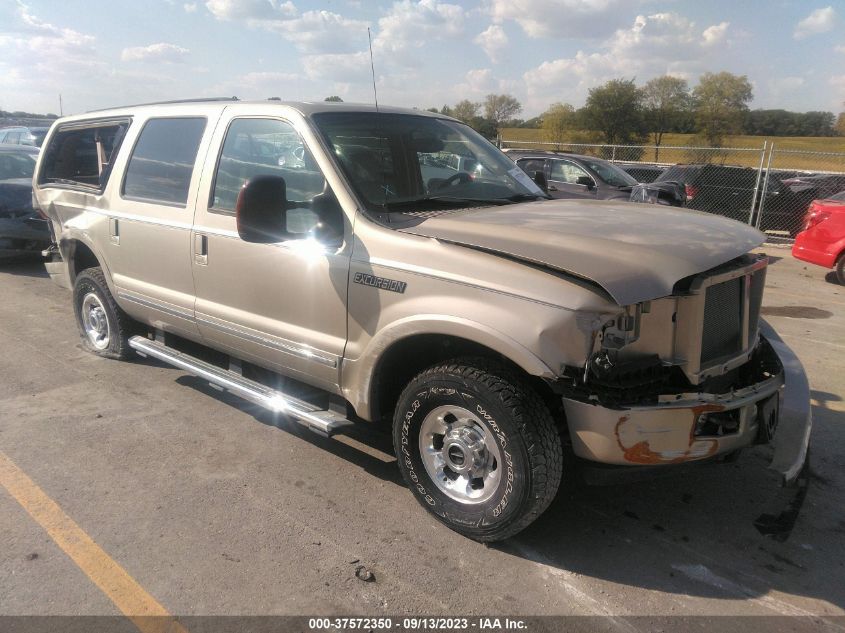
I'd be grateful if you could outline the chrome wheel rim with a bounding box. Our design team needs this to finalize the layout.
[81,293,110,350]
[419,404,502,504]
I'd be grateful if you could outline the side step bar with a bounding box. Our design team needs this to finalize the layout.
[128,335,354,437]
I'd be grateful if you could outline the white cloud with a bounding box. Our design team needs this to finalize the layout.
[465,68,496,92]
[702,21,729,46]
[121,43,190,63]
[374,0,465,59]
[302,51,372,82]
[269,10,369,53]
[835,44,845,54]
[767,76,804,101]
[521,13,731,112]
[204,0,295,22]
[184,3,197,13]
[489,0,625,39]
[794,6,836,39]
[474,25,508,62]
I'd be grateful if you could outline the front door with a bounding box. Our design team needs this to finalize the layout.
[190,113,350,392]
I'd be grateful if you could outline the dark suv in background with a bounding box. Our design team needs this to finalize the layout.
[652,164,812,236]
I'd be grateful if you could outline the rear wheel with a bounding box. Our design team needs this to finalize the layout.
[73,267,137,359]
[393,358,563,542]
[836,253,845,285]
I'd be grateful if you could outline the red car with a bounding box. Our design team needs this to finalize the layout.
[792,191,845,284]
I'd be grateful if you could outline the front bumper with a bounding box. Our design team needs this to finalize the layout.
[563,320,811,485]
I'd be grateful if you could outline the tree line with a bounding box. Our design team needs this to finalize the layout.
[423,72,845,157]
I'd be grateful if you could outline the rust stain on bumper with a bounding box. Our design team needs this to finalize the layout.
[614,405,723,465]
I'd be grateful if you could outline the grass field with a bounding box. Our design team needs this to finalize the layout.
[500,129,845,171]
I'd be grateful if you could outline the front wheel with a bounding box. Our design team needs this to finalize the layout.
[393,358,563,542]
[836,253,845,285]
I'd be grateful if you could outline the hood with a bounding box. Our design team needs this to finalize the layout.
[397,199,764,305]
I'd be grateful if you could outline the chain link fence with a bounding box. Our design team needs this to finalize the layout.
[499,138,845,244]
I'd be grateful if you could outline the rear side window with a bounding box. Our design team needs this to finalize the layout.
[122,117,206,206]
[38,120,130,190]
[517,158,546,177]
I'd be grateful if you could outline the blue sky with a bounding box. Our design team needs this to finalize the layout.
[1,0,844,118]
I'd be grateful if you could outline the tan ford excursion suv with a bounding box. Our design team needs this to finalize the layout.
[34,99,811,541]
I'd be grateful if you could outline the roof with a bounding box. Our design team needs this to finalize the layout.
[56,99,456,125]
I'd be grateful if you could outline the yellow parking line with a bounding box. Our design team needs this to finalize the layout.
[0,451,188,633]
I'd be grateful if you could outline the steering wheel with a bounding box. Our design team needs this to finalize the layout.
[438,172,472,189]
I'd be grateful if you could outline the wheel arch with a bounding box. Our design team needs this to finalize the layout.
[60,235,116,294]
[352,320,560,425]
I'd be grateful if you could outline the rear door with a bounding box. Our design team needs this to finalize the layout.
[105,109,222,338]
[548,158,597,199]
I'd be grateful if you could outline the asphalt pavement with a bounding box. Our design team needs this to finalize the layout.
[0,249,843,631]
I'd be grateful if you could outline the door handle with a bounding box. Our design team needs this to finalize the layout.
[194,233,208,265]
[109,217,119,244]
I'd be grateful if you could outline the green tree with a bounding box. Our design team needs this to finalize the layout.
[642,75,690,160]
[324,95,343,102]
[582,78,648,147]
[451,99,480,123]
[837,110,845,136]
[541,102,575,146]
[692,72,753,146]
[483,94,522,133]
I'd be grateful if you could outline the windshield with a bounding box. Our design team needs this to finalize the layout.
[311,112,544,212]
[582,158,638,187]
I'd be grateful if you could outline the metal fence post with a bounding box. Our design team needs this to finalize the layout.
[748,141,767,225]
[756,143,775,230]
[611,145,617,162]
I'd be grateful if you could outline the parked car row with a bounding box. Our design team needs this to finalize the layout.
[792,191,845,284]
[0,125,49,147]
[506,150,845,240]
[0,143,51,259]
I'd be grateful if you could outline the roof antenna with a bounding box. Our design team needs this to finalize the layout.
[367,27,379,111]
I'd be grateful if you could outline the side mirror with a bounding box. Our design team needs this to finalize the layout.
[235,175,292,243]
[310,191,345,243]
[576,175,595,189]
[533,171,548,192]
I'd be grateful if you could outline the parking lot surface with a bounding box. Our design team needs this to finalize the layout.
[1,250,844,630]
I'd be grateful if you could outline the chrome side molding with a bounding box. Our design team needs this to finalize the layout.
[128,335,353,437]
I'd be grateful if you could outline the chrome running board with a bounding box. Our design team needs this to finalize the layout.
[128,335,354,437]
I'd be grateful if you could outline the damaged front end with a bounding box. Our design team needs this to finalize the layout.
[555,253,811,488]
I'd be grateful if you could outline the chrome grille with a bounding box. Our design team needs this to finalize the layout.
[699,264,767,368]
[748,266,766,343]
[701,278,743,364]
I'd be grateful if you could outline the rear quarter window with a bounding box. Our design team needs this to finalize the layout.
[38,120,130,190]
[122,117,206,207]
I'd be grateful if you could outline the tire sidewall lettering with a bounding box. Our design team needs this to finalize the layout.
[394,376,529,529]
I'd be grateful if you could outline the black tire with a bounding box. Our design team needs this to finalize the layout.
[836,253,845,286]
[72,267,136,359]
[393,357,563,542]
